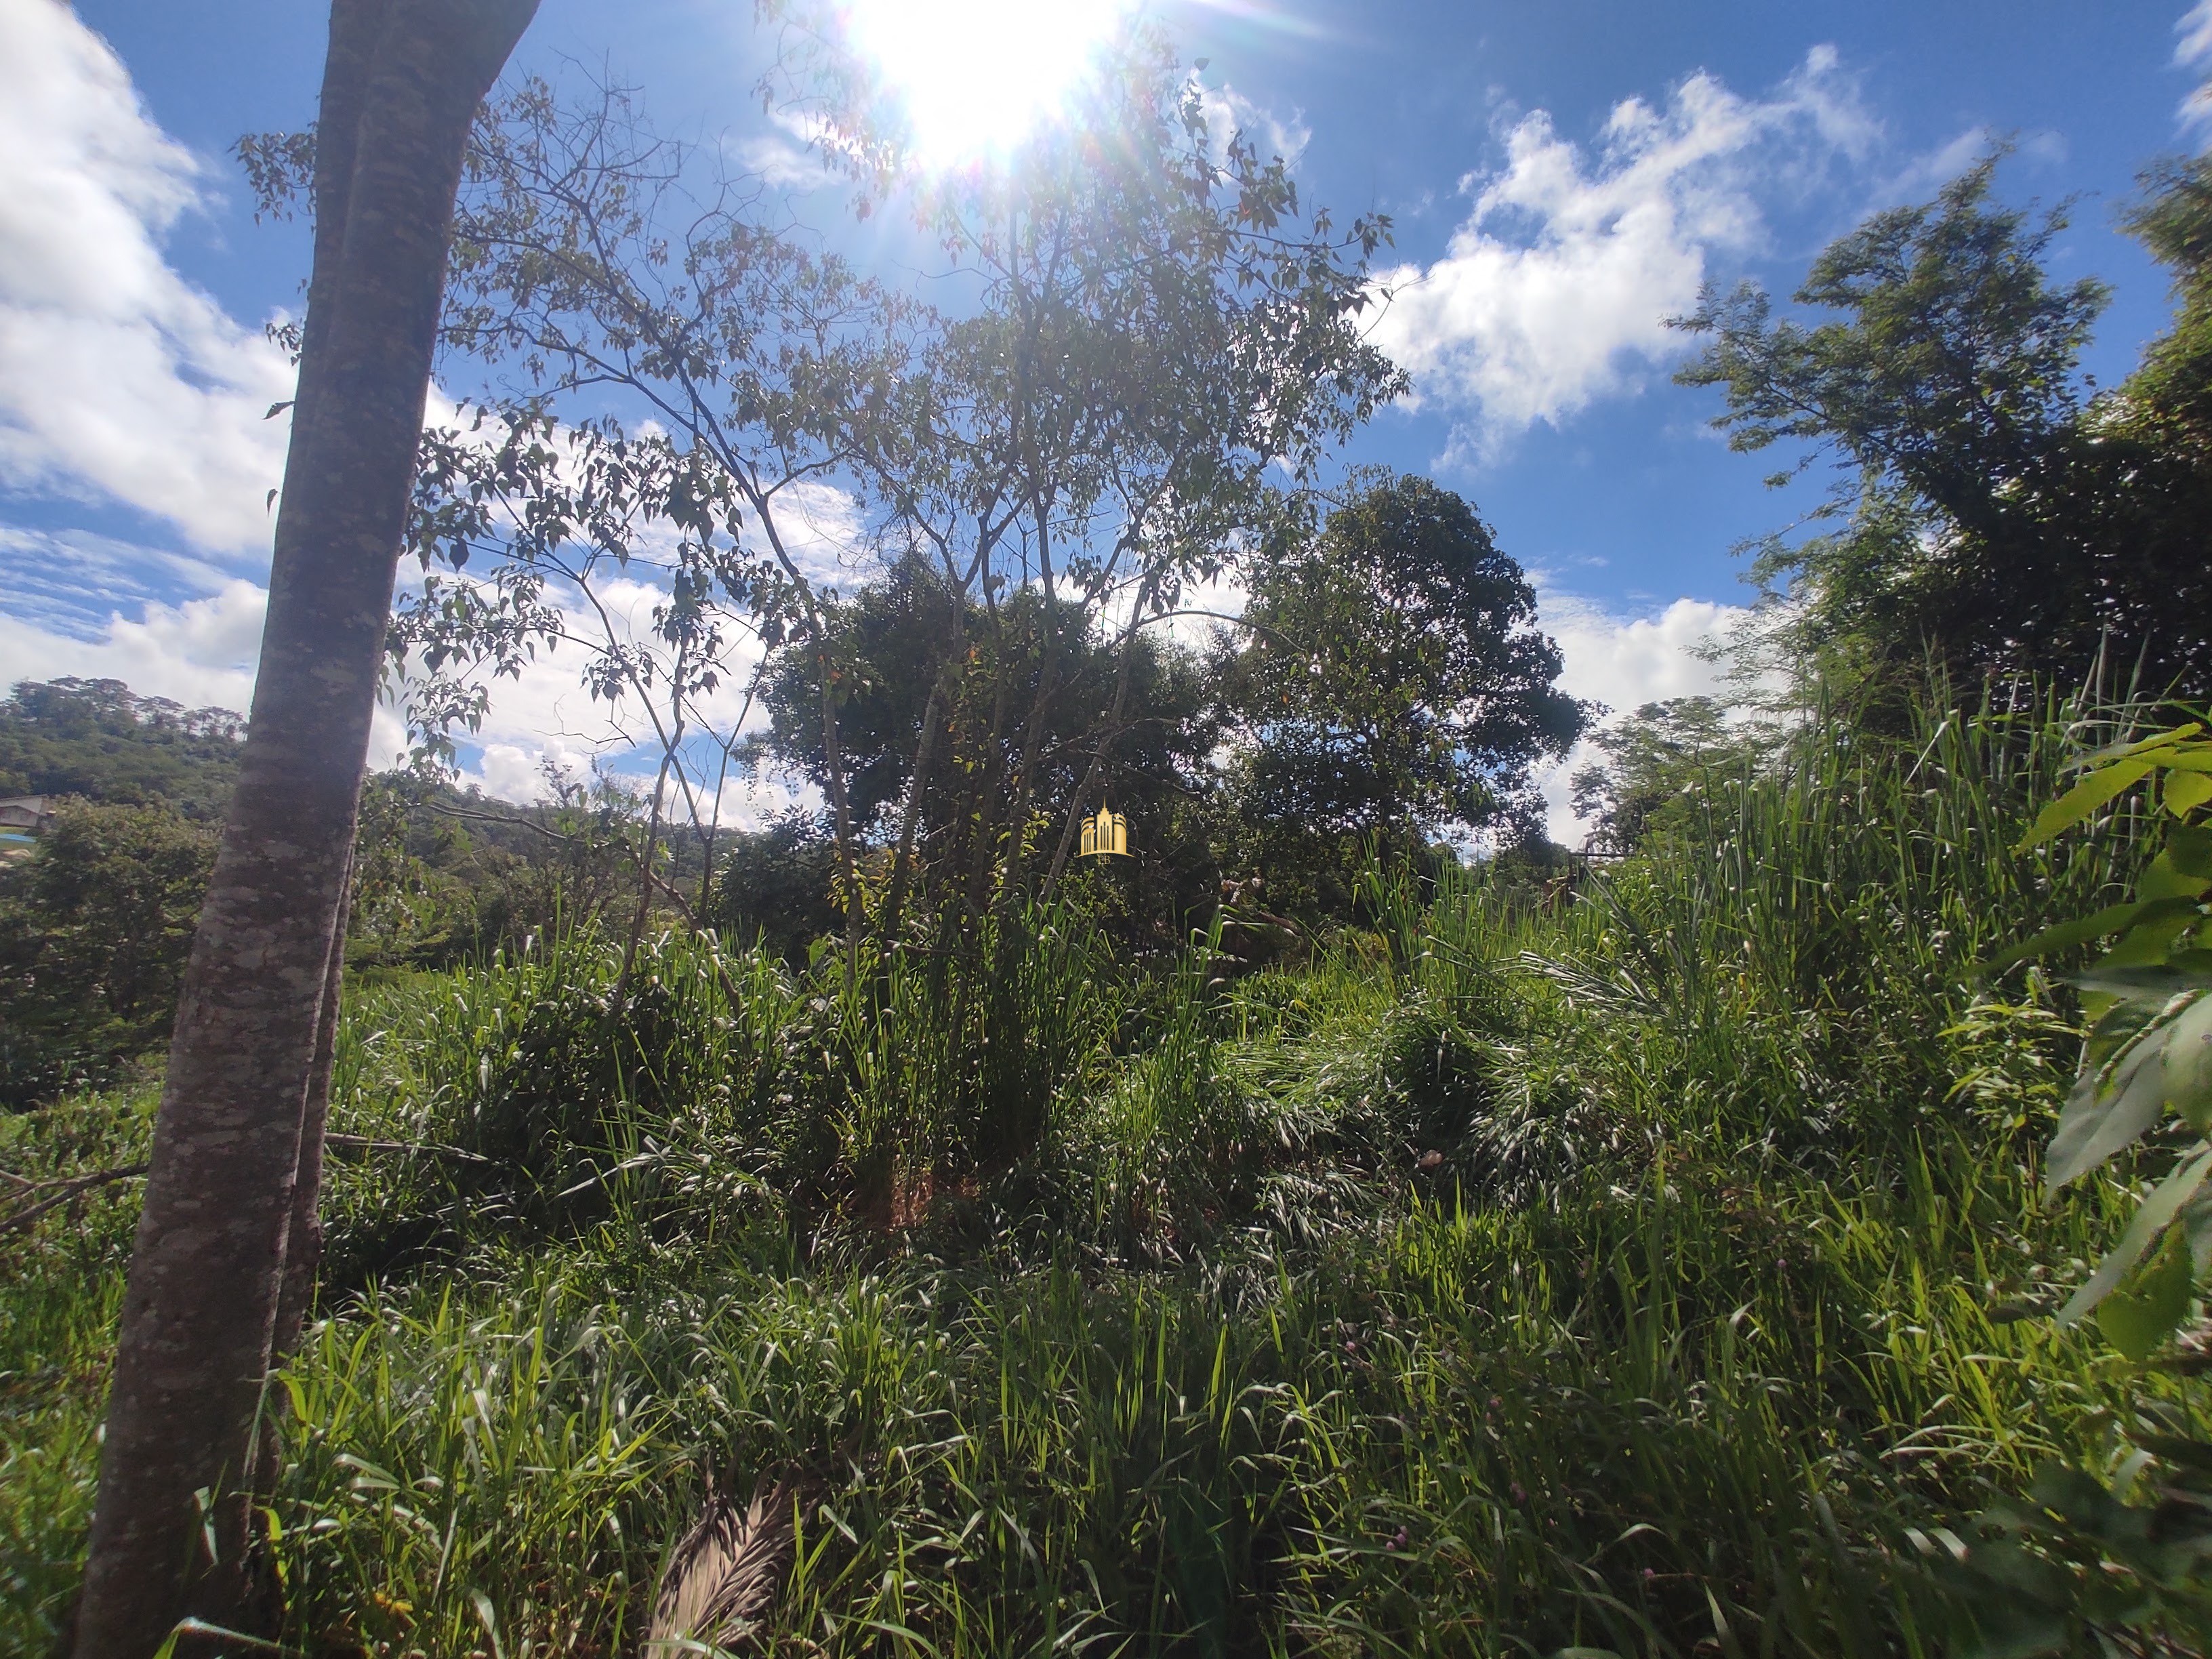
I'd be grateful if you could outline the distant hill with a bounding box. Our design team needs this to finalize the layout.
[0,675,636,863]
[0,678,244,821]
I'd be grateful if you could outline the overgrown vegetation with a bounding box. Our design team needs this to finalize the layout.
[11,680,2205,1656]
[21,22,2212,1658]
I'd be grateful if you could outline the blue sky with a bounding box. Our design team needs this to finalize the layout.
[1,0,2205,827]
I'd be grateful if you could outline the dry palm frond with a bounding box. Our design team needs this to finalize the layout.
[644,1476,796,1656]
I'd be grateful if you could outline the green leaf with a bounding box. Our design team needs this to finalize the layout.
[2016,758,2157,851]
[1982,895,2202,975]
[2047,1035,2169,1193]
[2180,1180,2212,1275]
[2139,851,2212,903]
[2070,724,2202,768]
[2170,826,2212,878]
[2122,1430,2212,1472]
[2167,771,2212,817]
[2100,907,2203,970]
[2059,1143,2212,1325]
[2165,995,2212,1134]
[2097,1226,2194,1362]
[2069,960,2212,1002]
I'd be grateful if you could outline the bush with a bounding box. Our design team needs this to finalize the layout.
[702,810,840,962]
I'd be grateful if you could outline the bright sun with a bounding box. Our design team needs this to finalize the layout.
[840,0,1137,167]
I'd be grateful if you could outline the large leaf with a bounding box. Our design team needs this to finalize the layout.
[2097,1226,2195,1362]
[2170,825,2212,878]
[2138,851,2212,903]
[2015,758,2156,852]
[2068,724,2201,769]
[2165,994,2212,1133]
[2058,1143,2212,1325]
[2167,771,2212,817]
[1982,895,2203,975]
[2068,960,2212,1001]
[2046,1035,2170,1193]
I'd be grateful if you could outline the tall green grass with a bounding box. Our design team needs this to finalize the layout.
[0,1087,152,1652]
[1,680,2189,1656]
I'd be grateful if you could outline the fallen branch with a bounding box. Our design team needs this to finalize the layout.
[0,1163,150,1237]
[0,1133,500,1241]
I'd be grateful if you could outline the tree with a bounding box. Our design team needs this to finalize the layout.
[869,32,1401,922]
[384,27,1399,972]
[1676,157,2212,693]
[1213,473,1585,914]
[342,767,644,971]
[0,801,218,1107]
[754,551,1221,935]
[73,3,537,1652]
[1568,697,1734,855]
[704,808,842,961]
[348,77,924,991]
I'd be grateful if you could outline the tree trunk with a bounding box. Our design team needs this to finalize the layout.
[876,586,967,958]
[1042,577,1153,899]
[271,920,347,1366]
[72,3,535,1653]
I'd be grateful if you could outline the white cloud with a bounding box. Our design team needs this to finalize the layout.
[1870,124,2064,210]
[0,0,294,555]
[0,7,842,819]
[1195,81,1309,170]
[473,741,572,803]
[758,476,876,590]
[1529,585,1753,844]
[1370,47,1877,457]
[2184,0,2212,65]
[375,563,798,802]
[0,578,415,769]
[704,769,817,834]
[1542,589,1740,712]
[1878,127,1992,204]
[0,524,235,636]
[2186,0,2212,70]
[2179,1,2212,136]
[731,106,838,190]
[0,565,779,804]
[1,577,264,710]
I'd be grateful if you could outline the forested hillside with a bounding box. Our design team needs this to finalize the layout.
[0,678,243,819]
[13,13,2212,1658]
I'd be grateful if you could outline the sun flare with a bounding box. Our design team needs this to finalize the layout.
[840,0,1136,167]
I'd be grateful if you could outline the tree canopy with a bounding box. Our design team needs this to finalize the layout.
[1214,473,1584,884]
[1675,157,2212,695]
